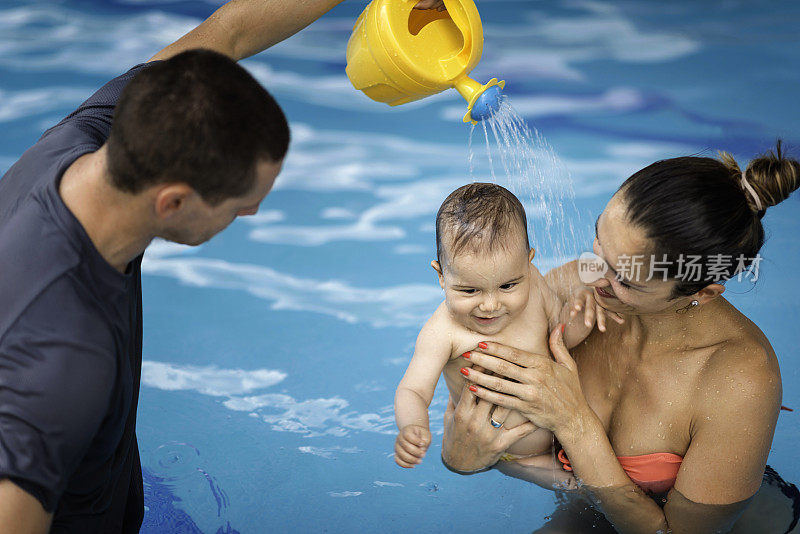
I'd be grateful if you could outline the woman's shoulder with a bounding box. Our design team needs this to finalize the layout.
[696,299,781,404]
[707,297,777,361]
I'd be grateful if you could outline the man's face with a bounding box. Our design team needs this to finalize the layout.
[162,158,283,246]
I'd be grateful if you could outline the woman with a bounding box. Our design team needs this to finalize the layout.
[441,144,800,533]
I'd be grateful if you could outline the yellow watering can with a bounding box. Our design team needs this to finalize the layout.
[345,0,505,124]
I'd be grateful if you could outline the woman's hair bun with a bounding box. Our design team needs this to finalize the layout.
[733,141,800,213]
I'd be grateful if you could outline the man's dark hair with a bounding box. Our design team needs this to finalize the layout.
[106,49,289,205]
[435,182,530,264]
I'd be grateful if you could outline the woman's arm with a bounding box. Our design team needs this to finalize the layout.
[462,328,780,533]
[670,341,781,504]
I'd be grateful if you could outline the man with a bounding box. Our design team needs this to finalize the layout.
[0,1,350,531]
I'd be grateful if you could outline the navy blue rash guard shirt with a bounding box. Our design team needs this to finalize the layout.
[0,63,155,532]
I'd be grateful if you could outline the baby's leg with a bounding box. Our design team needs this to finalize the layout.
[496,451,579,491]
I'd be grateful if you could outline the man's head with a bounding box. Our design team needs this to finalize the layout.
[106,49,289,244]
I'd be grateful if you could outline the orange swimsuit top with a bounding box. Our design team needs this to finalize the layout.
[558,449,683,494]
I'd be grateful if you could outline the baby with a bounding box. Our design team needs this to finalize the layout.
[394,183,591,471]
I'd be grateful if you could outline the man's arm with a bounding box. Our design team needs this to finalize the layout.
[149,0,347,63]
[0,479,52,534]
[0,290,118,529]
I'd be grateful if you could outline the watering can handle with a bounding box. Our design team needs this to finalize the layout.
[400,0,481,61]
[440,0,483,70]
[397,0,483,71]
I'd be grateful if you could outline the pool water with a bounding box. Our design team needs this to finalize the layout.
[1,1,799,532]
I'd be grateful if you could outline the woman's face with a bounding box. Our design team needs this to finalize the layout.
[589,194,693,316]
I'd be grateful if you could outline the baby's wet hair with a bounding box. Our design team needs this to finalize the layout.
[435,182,530,264]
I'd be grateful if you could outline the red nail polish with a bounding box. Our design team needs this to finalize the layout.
[462,351,471,359]
[468,385,478,392]
[478,342,487,349]
[460,367,469,376]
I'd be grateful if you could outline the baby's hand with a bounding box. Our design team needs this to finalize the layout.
[568,287,624,333]
[394,424,432,468]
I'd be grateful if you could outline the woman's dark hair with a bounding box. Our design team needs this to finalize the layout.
[436,182,529,264]
[106,49,289,205]
[619,141,800,298]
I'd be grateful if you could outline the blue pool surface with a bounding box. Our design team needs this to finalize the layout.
[1,0,799,532]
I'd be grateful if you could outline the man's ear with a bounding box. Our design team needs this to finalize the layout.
[692,283,726,305]
[431,260,445,290]
[529,248,536,262]
[153,184,196,220]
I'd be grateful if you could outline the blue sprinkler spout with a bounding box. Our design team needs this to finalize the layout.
[469,84,504,122]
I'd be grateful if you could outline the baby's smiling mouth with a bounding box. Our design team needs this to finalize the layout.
[473,315,501,323]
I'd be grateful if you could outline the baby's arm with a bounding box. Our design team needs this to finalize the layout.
[394,307,453,468]
[562,287,624,346]
[534,270,587,349]
[536,269,622,347]
[560,299,594,348]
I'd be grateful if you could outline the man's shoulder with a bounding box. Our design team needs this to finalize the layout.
[0,216,102,345]
[45,62,156,136]
[0,62,157,219]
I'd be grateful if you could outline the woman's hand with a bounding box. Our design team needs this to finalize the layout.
[463,326,593,441]
[441,379,537,473]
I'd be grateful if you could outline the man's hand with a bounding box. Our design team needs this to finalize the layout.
[414,0,447,11]
[394,424,432,468]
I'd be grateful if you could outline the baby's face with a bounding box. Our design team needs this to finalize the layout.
[437,237,534,336]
